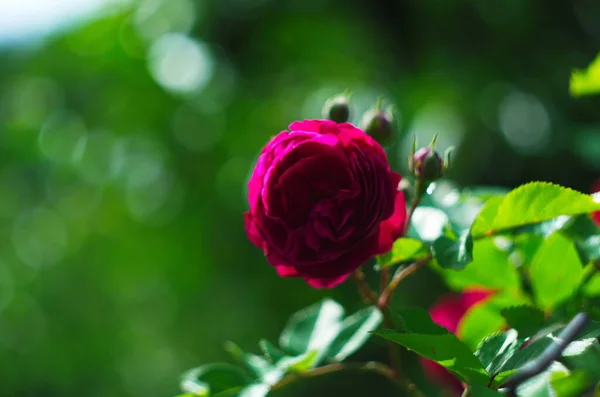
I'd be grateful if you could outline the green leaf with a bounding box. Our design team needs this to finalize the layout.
[377,238,428,268]
[259,340,286,364]
[516,362,570,397]
[267,364,405,397]
[529,232,584,309]
[570,54,600,97]
[583,273,600,297]
[393,308,451,335]
[279,299,344,356]
[181,364,251,397]
[561,338,600,378]
[374,330,490,385]
[501,306,546,338]
[327,306,383,362]
[470,384,504,397]
[475,330,519,376]
[239,383,270,397]
[471,182,600,238]
[460,187,510,202]
[432,231,473,270]
[224,342,274,379]
[276,350,319,373]
[563,214,600,263]
[551,371,591,397]
[458,302,507,351]
[493,337,554,386]
[437,239,521,292]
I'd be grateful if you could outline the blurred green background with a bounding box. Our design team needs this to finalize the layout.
[0,0,599,396]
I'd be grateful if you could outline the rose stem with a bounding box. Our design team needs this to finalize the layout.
[352,269,426,397]
[352,269,379,305]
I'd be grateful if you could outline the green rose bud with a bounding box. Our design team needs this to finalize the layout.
[413,146,444,182]
[359,101,396,146]
[322,92,352,123]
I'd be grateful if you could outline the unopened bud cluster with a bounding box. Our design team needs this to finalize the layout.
[322,93,397,147]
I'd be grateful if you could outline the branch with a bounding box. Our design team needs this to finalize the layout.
[501,312,590,390]
[351,269,379,306]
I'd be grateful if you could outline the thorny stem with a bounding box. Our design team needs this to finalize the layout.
[352,269,379,306]
[350,179,432,396]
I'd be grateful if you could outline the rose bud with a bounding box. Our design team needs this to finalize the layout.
[322,93,351,123]
[359,101,396,147]
[592,179,600,226]
[245,120,407,288]
[412,146,443,183]
[420,289,494,396]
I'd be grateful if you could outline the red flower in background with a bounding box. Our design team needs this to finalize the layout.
[245,120,406,288]
[420,289,493,395]
[592,180,600,226]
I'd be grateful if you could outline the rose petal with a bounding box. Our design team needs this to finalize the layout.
[377,185,407,254]
[275,265,300,277]
[244,212,264,248]
[304,274,349,288]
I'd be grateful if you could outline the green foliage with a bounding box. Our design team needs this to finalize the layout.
[501,306,546,339]
[376,331,489,384]
[570,54,600,97]
[436,238,521,292]
[529,232,583,309]
[375,308,490,385]
[471,182,600,237]
[377,238,428,268]
[475,331,519,375]
[458,302,507,350]
[180,364,251,397]
[431,231,473,270]
[327,307,382,362]
[279,299,345,358]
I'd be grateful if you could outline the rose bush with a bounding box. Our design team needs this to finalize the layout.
[244,120,406,288]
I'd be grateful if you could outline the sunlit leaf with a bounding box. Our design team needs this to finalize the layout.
[377,238,428,268]
[181,364,250,397]
[327,306,383,362]
[437,239,521,292]
[471,183,600,238]
[529,232,583,309]
[279,299,344,357]
[475,330,519,376]
[570,54,600,97]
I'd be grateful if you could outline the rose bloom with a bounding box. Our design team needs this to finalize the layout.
[245,120,406,288]
[420,289,493,395]
[592,179,600,226]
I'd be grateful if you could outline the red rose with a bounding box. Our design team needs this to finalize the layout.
[420,289,493,395]
[592,179,600,226]
[245,120,406,288]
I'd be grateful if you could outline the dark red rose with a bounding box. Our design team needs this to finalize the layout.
[592,179,600,226]
[245,120,406,288]
[420,289,493,395]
